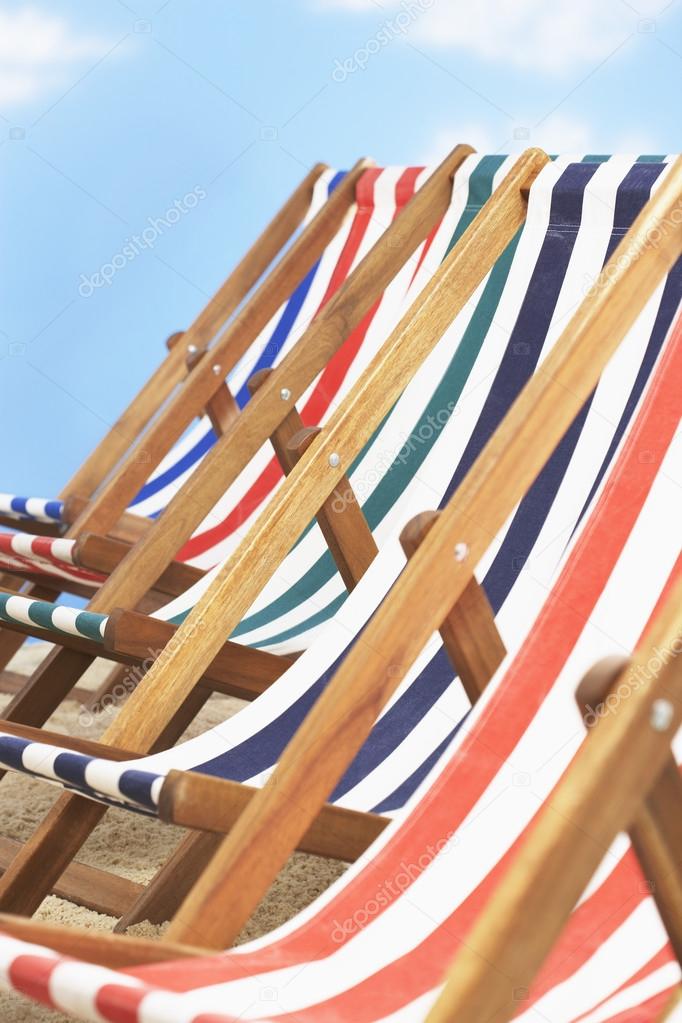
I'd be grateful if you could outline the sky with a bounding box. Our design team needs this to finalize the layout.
[0,0,681,496]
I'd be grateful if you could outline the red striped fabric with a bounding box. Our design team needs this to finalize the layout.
[178,166,425,561]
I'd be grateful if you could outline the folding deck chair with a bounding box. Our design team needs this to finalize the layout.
[0,151,679,1023]
[0,146,474,713]
[0,151,678,926]
[1,150,677,736]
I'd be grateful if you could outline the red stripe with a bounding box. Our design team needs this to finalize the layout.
[595,987,678,1023]
[178,167,423,561]
[8,954,60,1009]
[95,981,151,1023]
[571,948,675,1023]
[131,316,682,1009]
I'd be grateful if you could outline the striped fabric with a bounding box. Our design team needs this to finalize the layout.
[0,495,63,524]
[0,164,443,588]
[0,164,678,813]
[1,156,679,663]
[0,223,679,1022]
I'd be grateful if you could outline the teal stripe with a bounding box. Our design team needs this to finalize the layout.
[232,156,513,642]
[0,590,106,642]
[75,611,108,643]
[27,600,58,631]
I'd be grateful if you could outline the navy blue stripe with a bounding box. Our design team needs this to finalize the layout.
[44,499,64,521]
[0,736,30,772]
[571,261,682,536]
[371,718,466,815]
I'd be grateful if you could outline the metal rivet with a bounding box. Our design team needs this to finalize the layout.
[212,364,221,375]
[280,387,291,401]
[187,343,198,355]
[328,452,341,468]
[650,698,674,732]
[454,542,469,562]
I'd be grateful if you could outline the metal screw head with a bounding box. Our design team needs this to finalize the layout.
[212,364,221,375]
[187,343,198,355]
[650,698,674,732]
[328,452,341,468]
[280,387,291,401]
[454,542,469,562]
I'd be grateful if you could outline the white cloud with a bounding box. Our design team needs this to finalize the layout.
[313,0,656,74]
[0,7,111,106]
[421,113,660,165]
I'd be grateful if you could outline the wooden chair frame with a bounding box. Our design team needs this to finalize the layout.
[0,145,541,921]
[0,145,473,731]
[0,155,677,997]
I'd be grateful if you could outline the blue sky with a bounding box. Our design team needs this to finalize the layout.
[1,0,680,496]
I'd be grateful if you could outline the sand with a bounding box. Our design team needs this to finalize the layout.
[0,642,347,1021]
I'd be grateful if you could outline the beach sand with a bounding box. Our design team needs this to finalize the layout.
[0,642,347,1021]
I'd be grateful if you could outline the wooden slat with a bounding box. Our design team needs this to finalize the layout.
[425,581,682,1023]
[104,607,295,697]
[0,914,203,967]
[576,656,682,963]
[159,769,387,860]
[0,671,91,705]
[0,515,61,537]
[186,346,240,434]
[158,153,681,949]
[0,837,142,919]
[0,718,135,760]
[400,510,505,701]
[288,426,378,590]
[73,532,205,598]
[630,756,682,962]
[247,366,308,472]
[115,831,222,930]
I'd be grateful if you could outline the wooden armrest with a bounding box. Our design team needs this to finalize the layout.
[159,769,388,861]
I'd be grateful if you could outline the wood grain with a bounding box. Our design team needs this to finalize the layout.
[400,510,505,701]
[162,153,681,949]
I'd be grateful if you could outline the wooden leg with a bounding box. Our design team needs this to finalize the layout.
[629,756,682,962]
[1,647,96,726]
[287,426,378,590]
[0,836,142,918]
[400,510,506,702]
[0,793,108,914]
[114,831,221,931]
